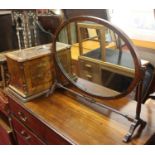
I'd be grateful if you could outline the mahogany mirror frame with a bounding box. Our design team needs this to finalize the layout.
[52,16,143,100]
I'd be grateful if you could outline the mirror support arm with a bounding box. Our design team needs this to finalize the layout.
[48,82,135,121]
[57,83,136,121]
[123,67,147,142]
[136,80,143,119]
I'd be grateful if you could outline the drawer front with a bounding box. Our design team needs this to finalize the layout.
[9,97,71,144]
[78,58,101,83]
[15,132,30,145]
[0,119,12,144]
[79,59,99,72]
[12,116,44,145]
[0,101,9,116]
[0,91,9,116]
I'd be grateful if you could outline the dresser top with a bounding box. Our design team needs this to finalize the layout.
[6,88,155,144]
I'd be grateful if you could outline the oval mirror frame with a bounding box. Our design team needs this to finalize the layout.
[52,16,142,99]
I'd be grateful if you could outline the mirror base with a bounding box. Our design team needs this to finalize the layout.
[46,80,58,97]
[123,119,146,143]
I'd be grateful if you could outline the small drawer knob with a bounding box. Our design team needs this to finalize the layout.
[85,64,92,68]
[18,111,28,122]
[20,130,31,141]
[86,74,93,80]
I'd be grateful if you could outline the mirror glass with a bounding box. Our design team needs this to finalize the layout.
[55,20,136,97]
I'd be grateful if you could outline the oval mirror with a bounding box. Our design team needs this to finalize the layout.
[53,16,142,99]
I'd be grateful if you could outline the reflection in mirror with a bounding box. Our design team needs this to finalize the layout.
[56,20,135,97]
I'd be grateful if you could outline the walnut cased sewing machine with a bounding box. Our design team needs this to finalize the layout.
[5,42,71,101]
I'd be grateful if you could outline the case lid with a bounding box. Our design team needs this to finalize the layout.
[5,42,70,62]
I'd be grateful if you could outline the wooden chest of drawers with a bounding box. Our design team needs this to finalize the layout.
[5,89,155,145]
[11,116,44,144]
[0,90,9,116]
[6,44,53,99]
[5,42,71,100]
[8,95,71,144]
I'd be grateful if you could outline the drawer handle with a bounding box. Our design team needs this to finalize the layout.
[32,74,43,79]
[20,130,31,141]
[85,64,92,68]
[86,74,93,80]
[36,63,48,68]
[18,112,28,122]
